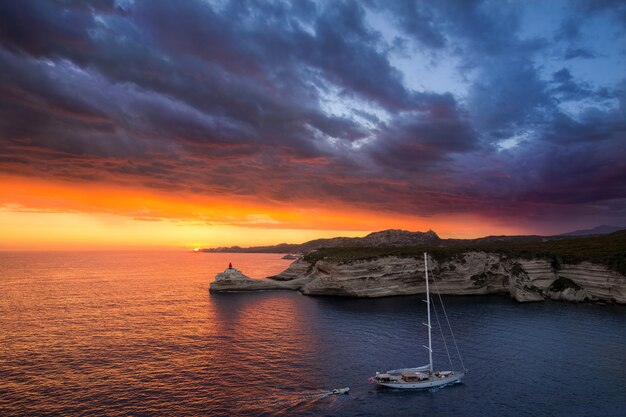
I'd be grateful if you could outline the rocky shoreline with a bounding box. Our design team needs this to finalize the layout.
[210,252,626,304]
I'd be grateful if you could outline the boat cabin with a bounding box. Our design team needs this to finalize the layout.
[400,370,430,382]
[375,373,400,383]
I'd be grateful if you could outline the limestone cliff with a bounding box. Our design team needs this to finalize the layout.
[300,253,516,299]
[253,252,625,303]
[267,258,310,281]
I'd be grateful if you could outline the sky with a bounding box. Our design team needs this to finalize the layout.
[0,0,625,249]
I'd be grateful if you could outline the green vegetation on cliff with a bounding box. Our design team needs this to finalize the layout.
[303,231,626,276]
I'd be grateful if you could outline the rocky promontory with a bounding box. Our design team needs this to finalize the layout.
[209,267,308,292]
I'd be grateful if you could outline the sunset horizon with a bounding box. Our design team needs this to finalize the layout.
[3,169,616,251]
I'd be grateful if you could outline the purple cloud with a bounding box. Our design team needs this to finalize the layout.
[0,0,624,229]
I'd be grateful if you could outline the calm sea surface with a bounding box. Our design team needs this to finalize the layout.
[1,251,625,416]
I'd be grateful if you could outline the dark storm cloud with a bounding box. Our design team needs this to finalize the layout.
[550,68,597,102]
[564,47,595,60]
[0,0,624,227]
[367,94,476,174]
[367,0,446,49]
[484,133,625,211]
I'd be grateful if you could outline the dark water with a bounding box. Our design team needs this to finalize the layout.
[1,252,625,416]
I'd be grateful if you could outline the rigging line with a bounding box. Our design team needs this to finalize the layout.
[431,291,454,369]
[431,271,466,371]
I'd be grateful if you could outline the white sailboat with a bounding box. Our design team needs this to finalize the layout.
[371,252,467,389]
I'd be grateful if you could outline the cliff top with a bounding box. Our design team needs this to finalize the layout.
[303,230,626,276]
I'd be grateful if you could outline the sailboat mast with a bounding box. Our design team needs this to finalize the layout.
[424,252,433,375]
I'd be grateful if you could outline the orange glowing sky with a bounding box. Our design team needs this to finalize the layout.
[0,174,529,250]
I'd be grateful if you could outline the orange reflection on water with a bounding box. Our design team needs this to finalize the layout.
[0,251,305,414]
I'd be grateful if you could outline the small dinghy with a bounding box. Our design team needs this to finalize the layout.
[330,387,350,395]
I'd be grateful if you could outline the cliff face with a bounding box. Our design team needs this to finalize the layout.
[553,262,625,302]
[300,253,518,299]
[263,253,626,303]
[302,256,423,297]
[267,258,310,281]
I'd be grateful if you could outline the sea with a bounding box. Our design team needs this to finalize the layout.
[1,251,625,417]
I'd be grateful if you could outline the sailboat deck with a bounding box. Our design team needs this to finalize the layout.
[375,371,465,389]
[376,370,456,383]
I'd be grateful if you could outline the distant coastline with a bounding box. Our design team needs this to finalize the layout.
[199,226,625,255]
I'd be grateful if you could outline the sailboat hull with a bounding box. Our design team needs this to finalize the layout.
[376,372,465,389]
